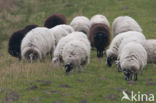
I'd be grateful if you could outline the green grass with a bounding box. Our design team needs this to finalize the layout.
[0,0,156,103]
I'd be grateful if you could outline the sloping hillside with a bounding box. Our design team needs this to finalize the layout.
[0,0,156,103]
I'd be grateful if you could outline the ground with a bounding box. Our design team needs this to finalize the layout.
[0,0,156,103]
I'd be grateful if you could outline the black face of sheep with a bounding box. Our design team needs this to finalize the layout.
[94,32,108,58]
[44,14,66,28]
[106,56,113,67]
[123,69,133,81]
[106,56,117,67]
[65,63,73,73]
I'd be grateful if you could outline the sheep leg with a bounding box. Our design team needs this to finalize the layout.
[140,70,143,76]
[81,66,85,72]
[97,50,99,57]
[134,73,138,81]
[50,50,53,59]
[78,66,81,73]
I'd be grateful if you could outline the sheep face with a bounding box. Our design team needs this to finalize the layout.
[123,69,138,81]
[65,63,73,73]
[52,57,62,67]
[106,55,117,67]
[94,32,108,58]
[24,49,40,62]
[123,69,133,80]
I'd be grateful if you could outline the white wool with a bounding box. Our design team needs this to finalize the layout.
[49,26,69,45]
[70,16,91,37]
[21,27,55,60]
[90,14,110,27]
[119,42,147,72]
[53,32,90,65]
[54,24,74,34]
[118,35,146,55]
[112,16,142,37]
[141,39,156,63]
[62,40,91,68]
[106,31,145,60]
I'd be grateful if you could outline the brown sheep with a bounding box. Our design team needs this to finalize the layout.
[44,14,67,28]
[89,23,111,58]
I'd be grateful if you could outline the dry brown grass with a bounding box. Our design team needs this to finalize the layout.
[0,0,18,12]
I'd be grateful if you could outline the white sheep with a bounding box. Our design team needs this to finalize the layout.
[90,14,110,27]
[118,36,146,55]
[112,16,142,37]
[141,39,156,63]
[118,42,147,81]
[21,27,55,62]
[62,40,91,73]
[106,31,145,67]
[70,16,91,37]
[49,26,69,45]
[52,32,88,66]
[54,24,74,34]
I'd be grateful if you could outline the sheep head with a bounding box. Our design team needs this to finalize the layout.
[24,48,40,62]
[123,69,133,81]
[65,63,73,73]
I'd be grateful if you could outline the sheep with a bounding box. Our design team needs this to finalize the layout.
[141,39,156,63]
[52,32,88,65]
[49,25,69,45]
[89,15,111,58]
[117,42,147,81]
[54,24,74,34]
[21,27,55,62]
[62,40,91,73]
[8,24,38,60]
[70,16,91,37]
[44,14,66,28]
[89,23,111,57]
[90,14,110,27]
[112,16,142,37]
[106,31,145,67]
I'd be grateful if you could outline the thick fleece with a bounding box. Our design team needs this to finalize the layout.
[70,16,91,37]
[44,14,66,28]
[8,24,38,59]
[21,27,55,61]
[112,16,142,37]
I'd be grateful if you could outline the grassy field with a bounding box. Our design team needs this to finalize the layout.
[0,0,156,103]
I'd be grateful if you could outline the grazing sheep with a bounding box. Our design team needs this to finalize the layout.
[90,14,110,27]
[8,24,38,59]
[44,14,66,28]
[49,25,69,45]
[118,36,146,55]
[106,31,145,67]
[118,42,147,81]
[89,23,111,57]
[52,32,88,65]
[70,16,91,36]
[62,40,91,73]
[141,39,156,63]
[112,16,142,37]
[21,27,55,62]
[54,24,74,34]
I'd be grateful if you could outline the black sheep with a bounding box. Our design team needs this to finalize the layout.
[8,24,38,60]
[89,23,111,58]
[44,14,66,28]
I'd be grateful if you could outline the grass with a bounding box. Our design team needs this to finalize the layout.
[0,0,156,103]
